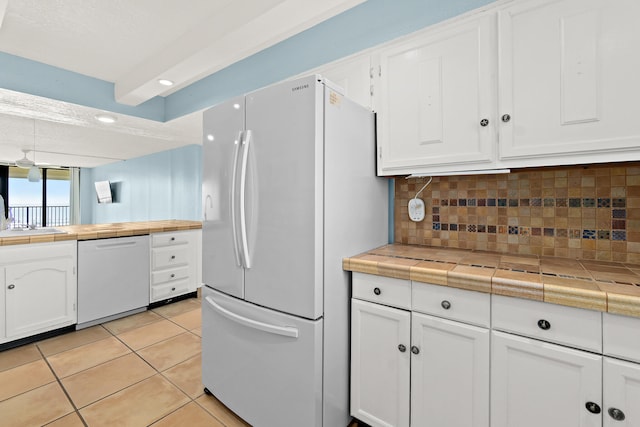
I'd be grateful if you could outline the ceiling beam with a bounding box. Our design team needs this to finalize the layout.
[114,0,365,106]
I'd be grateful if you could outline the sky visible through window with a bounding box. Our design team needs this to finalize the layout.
[9,178,69,206]
[9,174,70,226]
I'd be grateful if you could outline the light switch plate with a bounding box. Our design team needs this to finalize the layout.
[408,198,425,222]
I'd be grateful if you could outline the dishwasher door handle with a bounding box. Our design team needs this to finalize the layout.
[205,296,299,338]
[95,241,139,250]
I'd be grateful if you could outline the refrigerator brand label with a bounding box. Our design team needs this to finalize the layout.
[291,84,309,92]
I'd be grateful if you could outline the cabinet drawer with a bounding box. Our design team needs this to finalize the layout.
[151,266,189,285]
[603,313,640,363]
[151,278,191,302]
[151,231,195,248]
[352,272,411,310]
[492,295,602,353]
[412,281,490,328]
[151,245,190,270]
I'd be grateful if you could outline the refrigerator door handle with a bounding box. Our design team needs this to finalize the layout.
[204,296,299,338]
[230,130,244,267]
[239,129,252,269]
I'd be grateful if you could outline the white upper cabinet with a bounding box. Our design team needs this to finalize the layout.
[375,14,497,176]
[498,0,640,167]
[370,0,640,175]
[317,55,373,110]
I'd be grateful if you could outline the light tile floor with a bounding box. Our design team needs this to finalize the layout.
[0,297,251,427]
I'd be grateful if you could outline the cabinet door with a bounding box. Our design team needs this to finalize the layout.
[492,331,603,427]
[318,55,372,109]
[411,313,489,427]
[375,14,496,176]
[603,357,640,427]
[5,257,76,339]
[498,0,640,166]
[351,298,410,427]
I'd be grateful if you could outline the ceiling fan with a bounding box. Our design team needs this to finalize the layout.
[15,149,35,168]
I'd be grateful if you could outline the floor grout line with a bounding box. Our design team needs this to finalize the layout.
[0,299,222,427]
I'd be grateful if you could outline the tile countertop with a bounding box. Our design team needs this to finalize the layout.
[343,244,640,319]
[0,220,202,246]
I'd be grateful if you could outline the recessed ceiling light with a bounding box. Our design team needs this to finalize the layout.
[206,134,215,141]
[158,79,174,86]
[233,103,240,110]
[95,114,117,124]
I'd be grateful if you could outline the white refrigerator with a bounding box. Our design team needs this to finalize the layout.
[201,75,388,427]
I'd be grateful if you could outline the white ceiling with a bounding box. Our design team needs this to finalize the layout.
[0,0,364,168]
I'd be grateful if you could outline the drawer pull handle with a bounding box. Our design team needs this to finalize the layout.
[170,274,176,279]
[608,407,625,421]
[398,344,406,353]
[501,113,511,123]
[411,346,420,355]
[373,287,381,296]
[585,402,601,415]
[480,118,489,127]
[7,284,15,290]
[441,300,451,310]
[537,319,551,330]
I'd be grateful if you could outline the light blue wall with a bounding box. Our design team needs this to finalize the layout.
[80,145,202,224]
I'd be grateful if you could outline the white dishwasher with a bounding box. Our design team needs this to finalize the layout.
[77,235,150,329]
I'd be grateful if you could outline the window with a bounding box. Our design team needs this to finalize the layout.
[4,167,73,227]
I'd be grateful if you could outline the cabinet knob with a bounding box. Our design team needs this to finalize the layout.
[537,319,551,330]
[373,287,381,296]
[585,402,601,414]
[170,237,176,241]
[171,255,176,260]
[480,118,489,127]
[441,300,451,310]
[398,344,406,353]
[171,287,176,291]
[7,284,15,290]
[411,346,420,355]
[501,113,511,123]
[170,274,175,279]
[608,407,626,421]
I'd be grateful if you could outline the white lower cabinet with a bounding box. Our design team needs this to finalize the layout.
[350,273,640,427]
[350,298,410,427]
[411,313,489,427]
[491,330,603,427]
[150,229,201,303]
[603,357,640,426]
[351,273,489,427]
[0,241,77,345]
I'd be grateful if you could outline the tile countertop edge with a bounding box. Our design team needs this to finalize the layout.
[344,244,640,319]
[0,220,202,245]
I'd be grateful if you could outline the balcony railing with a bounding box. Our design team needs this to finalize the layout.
[8,205,70,227]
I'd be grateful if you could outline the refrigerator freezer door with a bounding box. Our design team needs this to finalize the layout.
[243,75,324,320]
[202,97,245,299]
[202,287,322,427]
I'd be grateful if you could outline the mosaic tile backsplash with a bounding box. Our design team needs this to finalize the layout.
[395,163,640,263]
